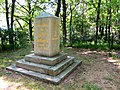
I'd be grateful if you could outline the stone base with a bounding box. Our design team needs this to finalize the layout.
[25,53,67,66]
[6,53,82,84]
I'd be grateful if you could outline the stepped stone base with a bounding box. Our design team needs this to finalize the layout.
[25,53,67,65]
[6,53,82,84]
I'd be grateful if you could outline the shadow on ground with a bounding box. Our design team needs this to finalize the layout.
[0,47,120,90]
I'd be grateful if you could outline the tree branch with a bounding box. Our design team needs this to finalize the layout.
[14,15,29,24]
[16,1,29,12]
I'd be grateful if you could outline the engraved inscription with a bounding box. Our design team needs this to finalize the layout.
[34,16,60,56]
[35,24,48,51]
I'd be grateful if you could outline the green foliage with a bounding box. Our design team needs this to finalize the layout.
[108,50,117,59]
[103,75,113,81]
[82,82,101,90]
[0,28,9,50]
[15,29,29,48]
[72,42,109,50]
[0,28,29,50]
[0,0,120,50]
[60,0,120,50]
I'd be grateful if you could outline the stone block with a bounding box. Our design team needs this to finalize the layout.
[6,60,82,84]
[25,53,67,65]
[16,56,74,76]
[34,12,60,57]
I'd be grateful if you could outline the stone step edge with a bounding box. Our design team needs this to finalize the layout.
[25,53,67,66]
[16,57,75,75]
[6,60,82,84]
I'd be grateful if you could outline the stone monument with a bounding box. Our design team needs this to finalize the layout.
[7,12,82,84]
[34,13,60,56]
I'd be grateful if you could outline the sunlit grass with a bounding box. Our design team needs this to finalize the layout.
[0,46,119,90]
[82,82,101,90]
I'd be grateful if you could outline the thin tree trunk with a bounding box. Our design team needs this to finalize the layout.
[105,0,108,42]
[105,16,108,42]
[55,0,61,17]
[11,0,16,31]
[69,4,72,47]
[100,26,104,39]
[28,2,32,41]
[108,0,112,48]
[111,32,114,49]
[5,0,10,30]
[95,0,101,45]
[5,0,11,46]
[29,18,32,41]
[118,30,120,44]
[62,0,67,46]
[10,0,16,46]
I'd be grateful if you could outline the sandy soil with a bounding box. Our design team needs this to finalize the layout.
[0,48,120,90]
[64,49,120,90]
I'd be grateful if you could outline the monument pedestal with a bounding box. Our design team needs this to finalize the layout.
[6,12,82,84]
[7,53,82,84]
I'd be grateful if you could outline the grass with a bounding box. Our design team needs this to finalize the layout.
[0,46,86,89]
[82,82,101,90]
[103,75,113,81]
[0,46,119,90]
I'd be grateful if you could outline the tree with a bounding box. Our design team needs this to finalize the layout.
[5,0,16,48]
[15,0,42,41]
[55,0,61,17]
[95,0,101,45]
[62,0,67,46]
[69,3,72,47]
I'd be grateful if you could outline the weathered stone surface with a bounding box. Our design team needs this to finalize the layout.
[16,59,50,74]
[25,53,67,65]
[6,60,82,84]
[36,12,57,18]
[16,56,74,76]
[34,12,60,57]
[49,56,74,76]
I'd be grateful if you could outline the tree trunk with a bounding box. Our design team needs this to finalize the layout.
[5,0,10,30]
[62,0,67,46]
[118,30,120,44]
[108,0,112,49]
[10,0,16,46]
[100,26,104,39]
[95,0,101,45]
[55,0,61,17]
[11,0,16,31]
[28,2,33,41]
[105,16,108,42]
[111,32,114,49]
[29,18,32,41]
[69,4,72,47]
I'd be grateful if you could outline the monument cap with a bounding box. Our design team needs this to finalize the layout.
[35,12,59,18]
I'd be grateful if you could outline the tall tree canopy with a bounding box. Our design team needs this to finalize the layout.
[0,0,120,50]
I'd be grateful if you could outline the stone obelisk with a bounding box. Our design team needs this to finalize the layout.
[34,13,60,56]
[7,12,82,84]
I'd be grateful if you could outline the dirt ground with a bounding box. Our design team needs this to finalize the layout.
[64,48,120,90]
[0,48,120,90]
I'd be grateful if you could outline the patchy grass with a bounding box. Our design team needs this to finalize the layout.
[82,82,101,90]
[0,46,120,90]
[103,75,113,81]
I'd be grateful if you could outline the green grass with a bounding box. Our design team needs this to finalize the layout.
[82,82,101,90]
[103,75,113,81]
[0,46,103,90]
